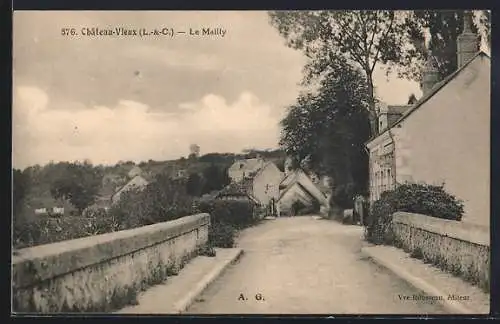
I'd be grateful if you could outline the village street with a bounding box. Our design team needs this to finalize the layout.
[187,217,447,314]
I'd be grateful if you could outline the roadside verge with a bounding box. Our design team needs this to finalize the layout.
[361,245,489,315]
[115,248,243,314]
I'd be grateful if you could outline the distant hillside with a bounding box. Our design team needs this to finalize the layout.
[132,149,286,177]
[14,149,287,217]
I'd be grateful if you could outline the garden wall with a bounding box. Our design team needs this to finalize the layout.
[12,213,210,313]
[392,212,490,291]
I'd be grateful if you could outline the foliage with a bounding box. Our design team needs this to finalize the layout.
[197,199,256,229]
[186,173,204,197]
[365,183,465,245]
[403,10,489,81]
[108,174,193,229]
[198,153,236,164]
[13,169,31,217]
[208,222,236,248]
[331,183,357,209]
[269,10,416,135]
[269,10,490,136]
[49,161,103,213]
[279,59,371,202]
[13,212,121,249]
[201,164,230,195]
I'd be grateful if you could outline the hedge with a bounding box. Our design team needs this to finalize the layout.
[196,199,256,229]
[365,183,465,245]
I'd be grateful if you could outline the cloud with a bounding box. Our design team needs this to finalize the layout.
[12,86,280,169]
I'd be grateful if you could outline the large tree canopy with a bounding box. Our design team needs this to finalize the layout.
[404,10,489,81]
[269,10,416,136]
[269,10,490,136]
[280,58,371,205]
[50,161,103,213]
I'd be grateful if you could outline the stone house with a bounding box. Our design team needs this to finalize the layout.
[222,161,284,209]
[365,14,490,226]
[127,165,143,179]
[215,181,260,205]
[228,157,265,183]
[277,168,329,217]
[111,175,150,204]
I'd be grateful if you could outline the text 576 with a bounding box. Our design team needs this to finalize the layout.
[61,28,77,36]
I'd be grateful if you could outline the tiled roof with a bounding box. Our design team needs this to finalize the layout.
[218,179,253,197]
[230,158,263,173]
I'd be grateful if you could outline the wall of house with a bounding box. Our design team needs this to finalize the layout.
[252,163,284,205]
[392,212,489,292]
[278,184,315,215]
[295,171,328,206]
[111,176,149,204]
[392,55,490,226]
[12,213,210,313]
[368,132,396,202]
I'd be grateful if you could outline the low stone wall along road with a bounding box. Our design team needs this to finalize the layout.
[187,216,447,314]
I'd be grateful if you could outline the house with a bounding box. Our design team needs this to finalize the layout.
[111,175,150,204]
[277,168,329,217]
[173,169,187,180]
[250,161,284,206]
[215,181,260,205]
[365,13,490,226]
[86,173,126,212]
[127,165,143,179]
[228,157,265,183]
[222,161,284,207]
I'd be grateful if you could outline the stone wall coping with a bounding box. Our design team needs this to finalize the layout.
[393,212,490,247]
[12,213,210,290]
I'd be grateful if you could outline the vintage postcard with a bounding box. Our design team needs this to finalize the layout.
[12,10,491,315]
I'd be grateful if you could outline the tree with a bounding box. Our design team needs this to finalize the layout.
[201,164,230,194]
[404,10,489,81]
[186,173,204,197]
[13,169,30,216]
[480,10,491,49]
[50,162,102,213]
[269,10,415,136]
[189,144,200,157]
[280,58,371,202]
[110,174,193,228]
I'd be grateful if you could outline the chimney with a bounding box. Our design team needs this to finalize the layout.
[457,10,480,68]
[420,50,440,96]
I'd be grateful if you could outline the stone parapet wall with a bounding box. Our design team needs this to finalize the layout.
[12,213,210,313]
[392,212,489,292]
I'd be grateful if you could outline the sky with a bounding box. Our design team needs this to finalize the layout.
[12,11,429,169]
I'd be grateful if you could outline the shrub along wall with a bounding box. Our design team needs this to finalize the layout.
[196,199,259,248]
[13,175,194,249]
[392,212,490,292]
[365,183,464,245]
[12,213,210,313]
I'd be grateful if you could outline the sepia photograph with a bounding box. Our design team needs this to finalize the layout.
[12,9,491,315]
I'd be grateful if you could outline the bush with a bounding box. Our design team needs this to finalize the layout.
[331,183,357,209]
[13,211,122,249]
[197,199,256,229]
[13,174,196,249]
[108,175,194,229]
[365,183,464,245]
[208,222,236,248]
